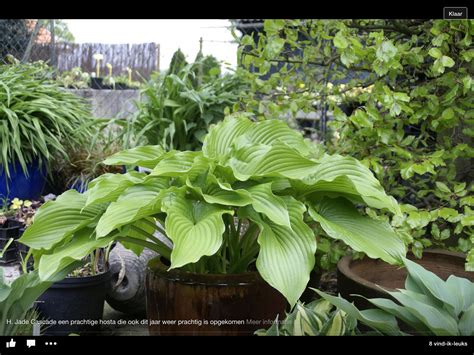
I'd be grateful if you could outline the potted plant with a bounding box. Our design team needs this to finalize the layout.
[0,198,39,266]
[57,67,91,89]
[0,61,95,201]
[49,123,125,194]
[90,53,105,89]
[35,247,112,335]
[19,114,406,335]
[336,249,474,310]
[317,257,474,335]
[0,262,81,336]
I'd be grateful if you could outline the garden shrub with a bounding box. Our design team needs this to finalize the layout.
[236,19,474,269]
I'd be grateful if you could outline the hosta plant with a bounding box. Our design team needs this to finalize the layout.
[255,297,357,336]
[316,258,474,335]
[20,114,406,306]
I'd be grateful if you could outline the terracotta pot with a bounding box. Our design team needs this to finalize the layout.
[145,257,287,336]
[337,249,474,310]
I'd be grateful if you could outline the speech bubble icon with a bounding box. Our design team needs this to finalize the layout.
[27,339,36,348]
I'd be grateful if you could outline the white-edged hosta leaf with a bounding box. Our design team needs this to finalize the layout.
[326,310,346,335]
[164,196,233,268]
[96,178,170,237]
[19,190,106,250]
[38,228,114,281]
[386,289,459,335]
[299,154,400,214]
[85,172,144,206]
[103,145,166,169]
[314,289,401,335]
[246,197,316,307]
[247,183,291,229]
[309,197,406,265]
[459,304,474,336]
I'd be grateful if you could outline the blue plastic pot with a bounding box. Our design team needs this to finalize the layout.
[0,161,47,202]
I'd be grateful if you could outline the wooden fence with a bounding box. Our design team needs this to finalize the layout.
[29,42,159,80]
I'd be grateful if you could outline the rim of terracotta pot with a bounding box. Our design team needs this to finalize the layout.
[147,256,269,286]
[337,249,468,294]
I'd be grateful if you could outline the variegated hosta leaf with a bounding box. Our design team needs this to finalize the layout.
[96,178,170,237]
[309,197,406,265]
[85,172,144,207]
[228,141,319,181]
[103,145,166,169]
[19,190,107,250]
[315,289,402,335]
[246,197,316,307]
[163,195,233,268]
[38,228,114,281]
[299,154,400,214]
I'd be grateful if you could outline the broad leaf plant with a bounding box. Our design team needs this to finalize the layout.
[20,115,406,306]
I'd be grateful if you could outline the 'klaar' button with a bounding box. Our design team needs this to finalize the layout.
[443,7,468,19]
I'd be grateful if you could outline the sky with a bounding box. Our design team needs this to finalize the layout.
[63,20,239,71]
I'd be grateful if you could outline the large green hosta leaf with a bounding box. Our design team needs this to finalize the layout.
[228,141,319,181]
[19,190,106,250]
[85,172,144,206]
[38,228,115,281]
[103,145,166,169]
[203,115,311,161]
[244,197,316,307]
[235,118,311,155]
[202,114,254,160]
[298,154,400,214]
[186,173,253,207]
[163,194,233,268]
[149,151,203,177]
[247,183,291,229]
[96,178,170,237]
[309,197,405,265]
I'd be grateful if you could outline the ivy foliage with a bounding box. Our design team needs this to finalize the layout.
[235,19,474,269]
